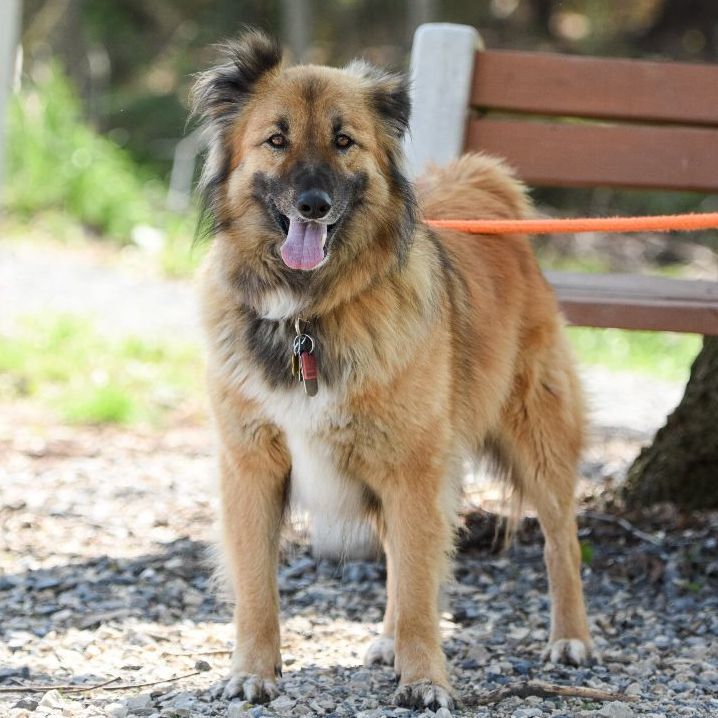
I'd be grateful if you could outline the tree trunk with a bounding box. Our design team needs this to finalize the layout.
[623,336,718,509]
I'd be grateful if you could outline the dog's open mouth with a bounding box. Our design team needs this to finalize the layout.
[271,207,338,271]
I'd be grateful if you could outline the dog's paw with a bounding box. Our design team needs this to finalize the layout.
[394,680,455,711]
[543,638,592,666]
[364,636,395,667]
[222,673,279,703]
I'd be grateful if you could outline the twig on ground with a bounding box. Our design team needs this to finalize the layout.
[0,676,121,694]
[0,670,202,694]
[103,670,202,691]
[162,649,231,657]
[583,510,663,547]
[464,680,639,707]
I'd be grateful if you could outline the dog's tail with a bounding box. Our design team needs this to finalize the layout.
[416,152,532,223]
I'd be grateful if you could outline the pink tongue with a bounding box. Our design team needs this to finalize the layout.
[280,219,327,270]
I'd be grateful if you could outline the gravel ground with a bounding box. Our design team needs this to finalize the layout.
[2,417,717,718]
[2,240,716,717]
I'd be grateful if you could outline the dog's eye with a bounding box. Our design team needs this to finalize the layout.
[267,134,287,149]
[334,134,354,150]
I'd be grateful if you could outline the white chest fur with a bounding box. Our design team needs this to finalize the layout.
[236,368,377,557]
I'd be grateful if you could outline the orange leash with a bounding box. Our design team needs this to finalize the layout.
[424,212,718,235]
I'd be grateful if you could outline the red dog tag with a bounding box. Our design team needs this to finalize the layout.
[299,351,318,396]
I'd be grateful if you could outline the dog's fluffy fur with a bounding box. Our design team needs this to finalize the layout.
[193,30,592,711]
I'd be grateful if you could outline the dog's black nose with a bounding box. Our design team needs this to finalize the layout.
[297,190,332,220]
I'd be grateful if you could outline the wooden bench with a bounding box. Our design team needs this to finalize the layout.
[405,23,718,335]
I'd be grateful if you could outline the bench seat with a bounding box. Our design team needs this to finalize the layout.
[546,272,718,334]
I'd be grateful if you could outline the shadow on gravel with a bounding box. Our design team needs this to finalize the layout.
[0,536,390,642]
[2,509,717,642]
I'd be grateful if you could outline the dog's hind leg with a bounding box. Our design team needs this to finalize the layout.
[497,352,592,666]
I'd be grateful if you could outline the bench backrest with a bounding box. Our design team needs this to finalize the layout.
[406,24,718,192]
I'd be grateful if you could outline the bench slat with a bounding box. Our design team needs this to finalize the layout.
[466,118,718,191]
[472,50,718,127]
[546,272,718,334]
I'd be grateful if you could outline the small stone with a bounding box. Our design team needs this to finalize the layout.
[165,692,196,710]
[309,698,334,714]
[106,702,128,718]
[435,708,453,718]
[513,708,543,718]
[38,690,64,709]
[194,659,212,672]
[13,699,39,711]
[597,702,635,718]
[126,694,153,713]
[624,682,642,696]
[226,703,252,718]
[269,695,296,711]
[283,557,314,579]
[350,670,373,688]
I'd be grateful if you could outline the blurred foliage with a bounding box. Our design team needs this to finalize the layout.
[0,314,203,426]
[5,64,162,240]
[5,63,199,253]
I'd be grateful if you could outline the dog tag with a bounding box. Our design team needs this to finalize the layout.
[291,352,300,379]
[299,351,319,396]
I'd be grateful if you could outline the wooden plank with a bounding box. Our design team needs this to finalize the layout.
[545,272,718,334]
[405,23,482,177]
[466,118,718,191]
[472,50,718,127]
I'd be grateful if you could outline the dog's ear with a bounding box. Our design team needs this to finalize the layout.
[190,30,282,241]
[372,73,411,139]
[191,29,283,126]
[346,61,411,139]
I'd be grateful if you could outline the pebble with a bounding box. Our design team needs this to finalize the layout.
[269,695,296,711]
[107,702,129,718]
[226,703,252,718]
[13,699,39,711]
[513,709,543,718]
[597,703,635,718]
[126,695,154,713]
[38,690,64,709]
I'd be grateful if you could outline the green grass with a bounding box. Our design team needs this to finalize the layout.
[567,326,702,382]
[0,314,203,426]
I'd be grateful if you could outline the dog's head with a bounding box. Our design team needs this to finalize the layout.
[192,30,416,297]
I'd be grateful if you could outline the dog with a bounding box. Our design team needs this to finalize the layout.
[191,29,592,712]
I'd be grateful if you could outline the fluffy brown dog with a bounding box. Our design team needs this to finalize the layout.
[192,29,592,711]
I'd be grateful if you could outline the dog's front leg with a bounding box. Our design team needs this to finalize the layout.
[218,423,290,703]
[379,468,455,711]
